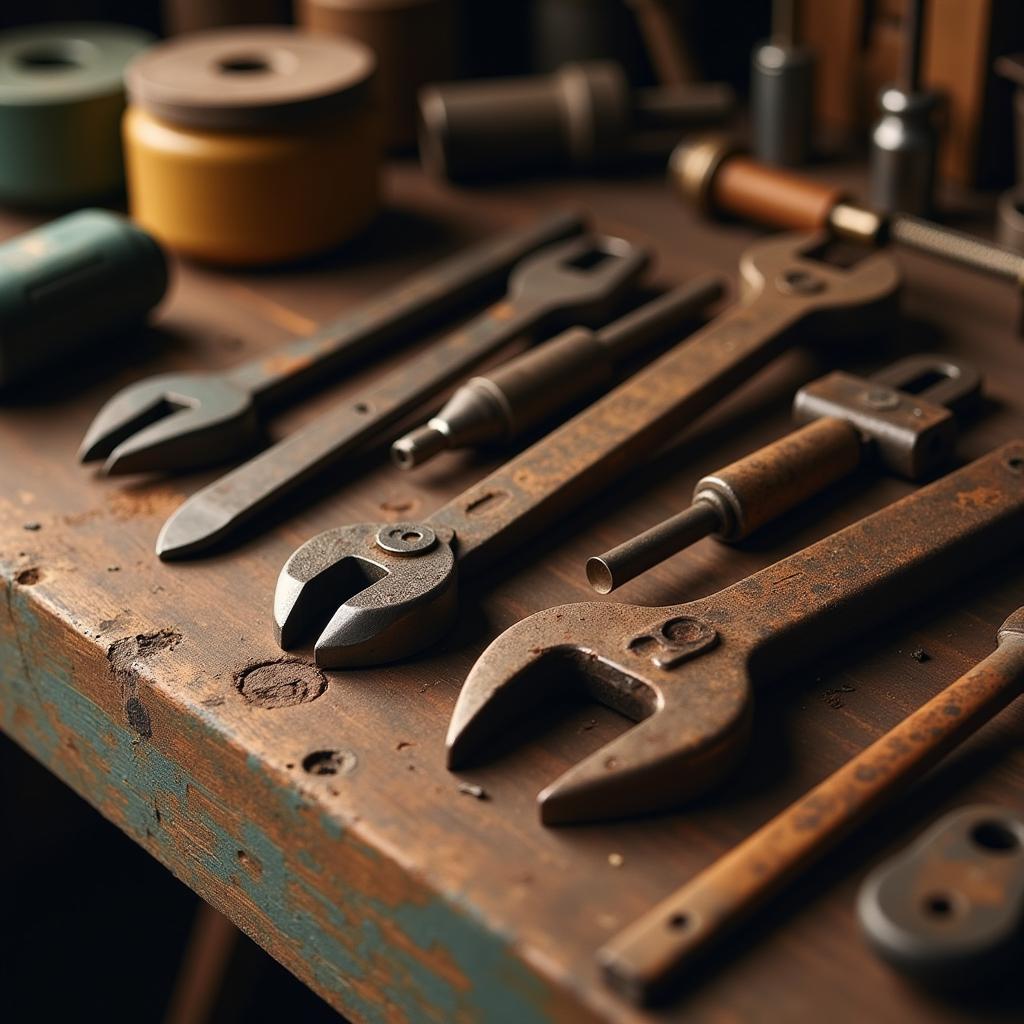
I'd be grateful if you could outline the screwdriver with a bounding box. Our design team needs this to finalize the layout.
[669,136,1024,328]
[391,275,725,469]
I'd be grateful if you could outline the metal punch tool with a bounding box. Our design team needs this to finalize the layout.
[589,353,982,592]
[447,443,1024,826]
[157,231,649,558]
[273,233,899,667]
[79,209,585,475]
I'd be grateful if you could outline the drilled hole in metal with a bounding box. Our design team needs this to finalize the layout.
[924,893,955,917]
[971,820,1020,853]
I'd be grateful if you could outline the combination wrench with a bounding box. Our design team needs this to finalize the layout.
[274,233,899,667]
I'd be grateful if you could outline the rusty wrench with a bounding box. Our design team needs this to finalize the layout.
[447,443,1024,825]
[157,232,649,558]
[599,607,1024,1005]
[274,233,899,667]
[79,209,585,475]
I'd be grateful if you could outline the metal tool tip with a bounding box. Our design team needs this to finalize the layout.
[585,556,616,594]
[390,424,448,470]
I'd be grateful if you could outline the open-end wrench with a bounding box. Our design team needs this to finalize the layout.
[446,443,1024,825]
[274,233,899,667]
[79,209,585,475]
[156,232,648,559]
[598,607,1024,1006]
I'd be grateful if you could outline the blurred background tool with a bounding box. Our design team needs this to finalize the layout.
[122,27,380,266]
[587,354,980,593]
[626,0,698,85]
[0,209,167,390]
[995,53,1024,252]
[750,0,814,166]
[858,805,1024,983]
[418,61,735,182]
[391,276,725,468]
[868,0,941,215]
[297,0,456,150]
[670,137,1024,329]
[0,22,153,206]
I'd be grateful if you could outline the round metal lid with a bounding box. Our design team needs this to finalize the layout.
[126,27,376,130]
[0,22,154,107]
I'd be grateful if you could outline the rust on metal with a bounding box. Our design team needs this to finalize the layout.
[597,605,1024,1005]
[447,444,1024,828]
[587,353,981,592]
[273,233,900,667]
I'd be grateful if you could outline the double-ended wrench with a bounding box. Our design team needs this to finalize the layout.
[274,233,899,667]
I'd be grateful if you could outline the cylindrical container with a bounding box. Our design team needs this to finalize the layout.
[123,28,380,266]
[750,40,815,167]
[0,209,168,389]
[162,0,291,35]
[297,0,455,150]
[0,23,154,207]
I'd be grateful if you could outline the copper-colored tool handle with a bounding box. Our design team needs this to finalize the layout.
[599,611,1024,1006]
[711,155,846,231]
[697,416,864,540]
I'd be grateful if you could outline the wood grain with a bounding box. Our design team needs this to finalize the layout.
[3,162,1024,1023]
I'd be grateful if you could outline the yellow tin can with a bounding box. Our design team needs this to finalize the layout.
[123,28,380,266]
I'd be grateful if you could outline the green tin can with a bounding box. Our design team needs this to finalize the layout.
[0,208,169,388]
[0,23,154,206]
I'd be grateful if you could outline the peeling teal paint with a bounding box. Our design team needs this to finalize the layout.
[0,578,560,1024]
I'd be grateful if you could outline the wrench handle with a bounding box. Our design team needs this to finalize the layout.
[224,209,585,404]
[600,619,1024,1005]
[703,442,1024,677]
[434,298,802,572]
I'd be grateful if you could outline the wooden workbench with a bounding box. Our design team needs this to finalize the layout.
[3,162,1024,1024]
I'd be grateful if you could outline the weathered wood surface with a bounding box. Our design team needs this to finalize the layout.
[3,163,1024,1023]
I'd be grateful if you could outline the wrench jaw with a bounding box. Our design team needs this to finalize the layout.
[79,374,261,475]
[274,523,459,668]
[739,231,902,339]
[447,602,754,824]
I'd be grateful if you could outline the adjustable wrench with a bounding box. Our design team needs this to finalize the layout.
[599,607,1024,1005]
[446,443,1024,825]
[157,232,648,558]
[274,233,899,667]
[79,209,584,475]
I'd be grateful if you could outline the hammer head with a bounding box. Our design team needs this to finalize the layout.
[446,600,753,824]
